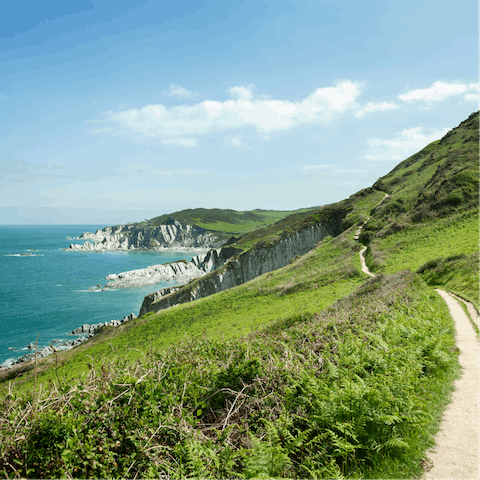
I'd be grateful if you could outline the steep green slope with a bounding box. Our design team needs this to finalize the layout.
[231,187,385,252]
[371,111,478,225]
[362,111,479,306]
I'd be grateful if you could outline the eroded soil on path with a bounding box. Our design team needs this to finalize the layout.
[422,289,479,479]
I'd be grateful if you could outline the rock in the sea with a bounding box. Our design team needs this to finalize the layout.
[102,261,206,289]
[69,323,105,335]
[66,217,226,252]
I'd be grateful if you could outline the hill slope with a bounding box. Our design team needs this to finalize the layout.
[0,112,478,479]
[362,111,479,306]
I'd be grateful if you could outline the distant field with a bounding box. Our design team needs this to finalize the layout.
[145,207,319,234]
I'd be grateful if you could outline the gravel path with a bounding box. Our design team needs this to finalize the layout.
[422,289,479,479]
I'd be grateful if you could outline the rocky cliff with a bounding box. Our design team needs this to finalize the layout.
[139,213,345,316]
[66,217,225,252]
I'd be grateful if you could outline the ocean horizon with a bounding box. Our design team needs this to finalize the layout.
[0,225,197,366]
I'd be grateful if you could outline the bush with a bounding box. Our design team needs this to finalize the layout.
[444,189,463,206]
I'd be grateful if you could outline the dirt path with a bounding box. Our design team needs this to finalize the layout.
[359,246,374,277]
[422,289,479,479]
[352,194,478,478]
[354,192,389,277]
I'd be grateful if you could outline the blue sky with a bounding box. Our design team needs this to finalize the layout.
[1,0,477,224]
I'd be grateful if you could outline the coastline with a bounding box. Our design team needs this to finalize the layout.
[0,222,226,371]
[0,313,138,371]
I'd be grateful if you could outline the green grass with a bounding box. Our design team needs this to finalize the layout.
[418,253,480,309]
[145,207,319,234]
[365,209,479,307]
[7,232,365,392]
[0,273,459,479]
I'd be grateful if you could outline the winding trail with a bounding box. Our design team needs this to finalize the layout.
[359,246,374,277]
[353,218,374,277]
[355,193,389,278]
[353,195,479,478]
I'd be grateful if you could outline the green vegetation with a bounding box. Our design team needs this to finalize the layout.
[146,207,319,234]
[417,251,480,312]
[363,111,479,308]
[0,273,459,479]
[0,112,478,478]
[231,187,385,252]
[7,232,365,390]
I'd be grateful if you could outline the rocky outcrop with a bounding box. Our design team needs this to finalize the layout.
[140,214,345,316]
[68,313,137,335]
[103,261,204,289]
[0,314,138,370]
[66,217,226,252]
[99,245,243,289]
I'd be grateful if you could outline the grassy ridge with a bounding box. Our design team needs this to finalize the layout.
[145,207,319,234]
[0,273,459,479]
[371,111,478,223]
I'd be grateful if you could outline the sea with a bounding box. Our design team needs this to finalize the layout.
[0,225,199,367]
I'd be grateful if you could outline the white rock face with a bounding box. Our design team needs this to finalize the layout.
[67,217,225,252]
[103,261,205,289]
[101,245,243,289]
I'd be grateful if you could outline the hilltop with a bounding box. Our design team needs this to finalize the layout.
[0,112,478,479]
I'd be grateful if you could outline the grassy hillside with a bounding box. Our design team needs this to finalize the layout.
[144,207,319,234]
[0,112,478,478]
[361,111,479,306]
[0,273,459,479]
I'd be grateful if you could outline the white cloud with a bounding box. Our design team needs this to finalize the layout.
[161,137,197,147]
[227,85,254,101]
[361,126,450,161]
[464,93,479,102]
[398,81,467,103]
[464,83,479,102]
[107,81,362,142]
[224,135,248,148]
[355,101,400,117]
[163,84,197,99]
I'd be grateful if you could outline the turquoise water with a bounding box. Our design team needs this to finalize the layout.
[0,225,198,365]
